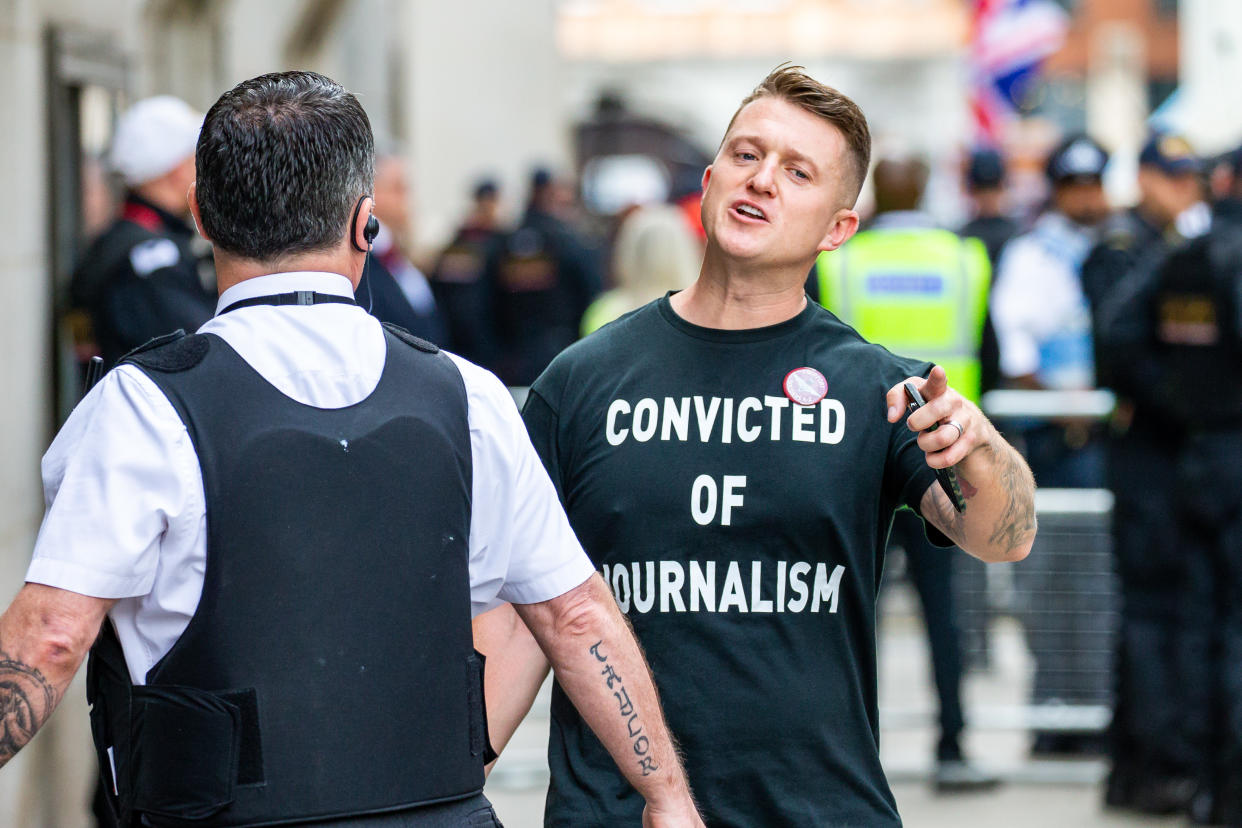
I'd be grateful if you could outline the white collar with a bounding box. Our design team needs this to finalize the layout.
[215,271,355,316]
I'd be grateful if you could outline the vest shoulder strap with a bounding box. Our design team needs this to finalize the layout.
[118,330,208,373]
[383,321,440,354]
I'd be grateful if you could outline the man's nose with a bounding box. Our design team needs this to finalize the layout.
[748,159,777,197]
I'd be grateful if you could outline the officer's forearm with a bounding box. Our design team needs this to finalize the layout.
[514,574,698,814]
[921,427,1037,563]
[471,602,550,771]
[0,585,111,768]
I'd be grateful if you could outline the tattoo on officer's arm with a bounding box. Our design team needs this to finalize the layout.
[0,647,59,768]
[590,640,660,777]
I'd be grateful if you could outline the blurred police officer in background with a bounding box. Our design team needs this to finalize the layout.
[430,178,504,365]
[356,149,449,345]
[483,167,601,386]
[816,154,998,793]
[960,147,1018,398]
[960,148,1021,271]
[990,134,1111,757]
[1087,132,1209,815]
[0,70,704,828]
[1098,144,1242,827]
[72,96,217,367]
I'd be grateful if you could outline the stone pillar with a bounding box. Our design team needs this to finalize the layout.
[1179,0,1242,153]
[0,0,92,824]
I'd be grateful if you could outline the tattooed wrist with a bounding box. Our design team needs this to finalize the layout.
[0,647,58,767]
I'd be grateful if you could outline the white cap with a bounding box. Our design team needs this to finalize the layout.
[109,96,203,187]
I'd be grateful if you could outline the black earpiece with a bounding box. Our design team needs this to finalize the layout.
[350,195,378,252]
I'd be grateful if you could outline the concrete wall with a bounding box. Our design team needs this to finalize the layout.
[1179,0,1242,154]
[401,0,570,254]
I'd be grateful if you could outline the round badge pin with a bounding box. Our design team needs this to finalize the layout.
[783,367,828,406]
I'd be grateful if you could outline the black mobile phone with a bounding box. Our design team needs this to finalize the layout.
[902,382,967,514]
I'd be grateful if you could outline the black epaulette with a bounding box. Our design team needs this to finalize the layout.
[118,330,210,372]
[382,322,440,354]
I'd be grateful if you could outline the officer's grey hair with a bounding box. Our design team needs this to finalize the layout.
[195,71,375,262]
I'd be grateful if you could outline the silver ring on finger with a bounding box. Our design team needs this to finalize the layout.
[947,420,964,442]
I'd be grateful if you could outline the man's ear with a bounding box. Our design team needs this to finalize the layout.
[352,195,376,252]
[817,207,860,253]
[700,165,712,197]
[187,182,211,242]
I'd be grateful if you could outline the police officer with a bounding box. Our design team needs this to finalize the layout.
[483,167,601,387]
[816,154,997,792]
[430,179,505,366]
[1099,143,1242,825]
[72,96,216,367]
[1087,132,1209,814]
[0,71,703,828]
[960,148,1020,270]
[959,147,1018,397]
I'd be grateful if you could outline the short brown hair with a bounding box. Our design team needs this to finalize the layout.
[724,64,872,203]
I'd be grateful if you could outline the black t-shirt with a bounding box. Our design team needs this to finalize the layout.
[522,295,939,828]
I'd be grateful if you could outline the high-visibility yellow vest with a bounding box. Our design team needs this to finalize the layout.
[816,226,991,404]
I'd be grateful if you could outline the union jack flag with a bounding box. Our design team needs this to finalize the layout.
[969,0,1070,145]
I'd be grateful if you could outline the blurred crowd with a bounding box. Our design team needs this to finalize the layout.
[69,94,1242,826]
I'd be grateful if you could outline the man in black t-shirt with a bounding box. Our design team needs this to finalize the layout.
[475,66,1037,827]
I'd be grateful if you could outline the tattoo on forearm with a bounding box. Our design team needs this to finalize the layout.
[987,440,1037,553]
[590,640,659,776]
[0,648,58,767]
[928,481,967,542]
[958,474,979,499]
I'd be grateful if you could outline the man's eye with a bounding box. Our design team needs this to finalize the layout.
[737,152,757,161]
[791,169,809,181]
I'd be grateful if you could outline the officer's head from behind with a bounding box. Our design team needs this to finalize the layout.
[1045,133,1110,227]
[871,154,929,215]
[110,95,203,218]
[188,71,375,292]
[1137,132,1203,227]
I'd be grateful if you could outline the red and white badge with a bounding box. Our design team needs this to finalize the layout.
[783,367,828,406]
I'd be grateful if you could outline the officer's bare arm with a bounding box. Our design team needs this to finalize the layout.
[471,602,549,771]
[515,574,704,826]
[887,367,1037,563]
[0,584,114,768]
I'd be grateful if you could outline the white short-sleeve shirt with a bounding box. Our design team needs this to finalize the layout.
[27,271,594,684]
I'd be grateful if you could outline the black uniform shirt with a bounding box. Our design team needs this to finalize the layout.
[486,209,601,386]
[523,295,939,828]
[72,195,216,366]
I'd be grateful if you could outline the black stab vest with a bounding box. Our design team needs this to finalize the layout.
[86,328,486,827]
[1151,231,1242,431]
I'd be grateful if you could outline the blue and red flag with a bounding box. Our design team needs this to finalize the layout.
[969,0,1070,145]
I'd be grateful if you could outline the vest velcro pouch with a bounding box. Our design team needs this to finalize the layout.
[130,684,242,821]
